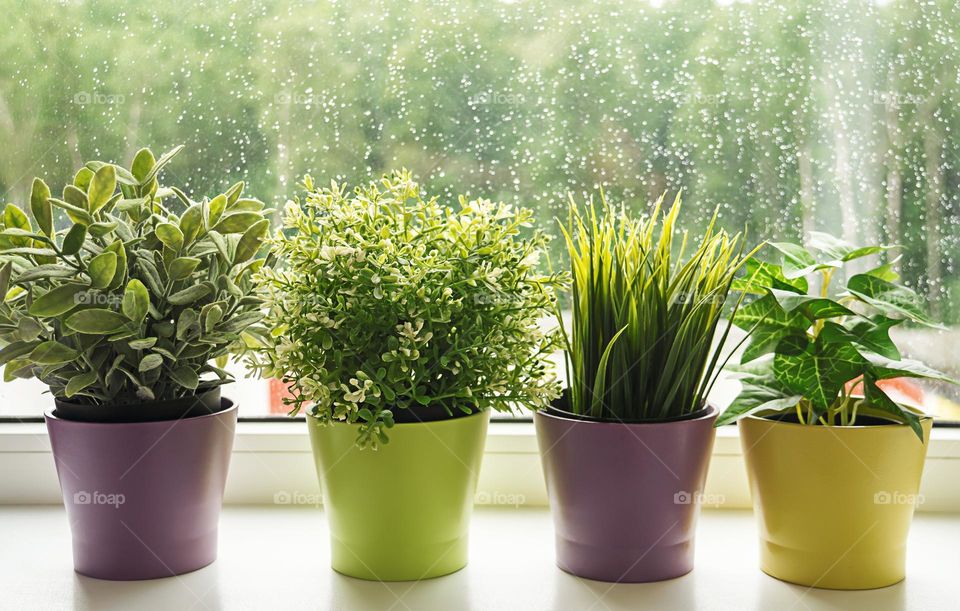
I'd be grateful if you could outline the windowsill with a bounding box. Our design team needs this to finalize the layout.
[0,505,957,610]
[3,420,960,509]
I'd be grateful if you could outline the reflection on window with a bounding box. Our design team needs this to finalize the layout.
[1,0,957,420]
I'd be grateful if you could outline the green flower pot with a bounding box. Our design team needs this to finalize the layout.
[307,410,489,581]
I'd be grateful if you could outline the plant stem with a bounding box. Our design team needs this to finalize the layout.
[812,268,834,335]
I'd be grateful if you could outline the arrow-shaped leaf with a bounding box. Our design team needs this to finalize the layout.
[847,274,932,325]
[774,334,866,412]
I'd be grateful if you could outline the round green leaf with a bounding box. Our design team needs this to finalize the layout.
[29,340,78,365]
[225,181,244,206]
[73,167,94,191]
[131,148,156,182]
[28,283,87,317]
[229,198,264,212]
[88,164,117,212]
[0,261,10,297]
[122,279,150,323]
[63,184,89,210]
[170,365,199,390]
[234,219,269,264]
[88,252,118,289]
[179,204,203,245]
[128,337,157,350]
[30,178,53,237]
[168,257,201,280]
[156,223,184,251]
[168,284,211,305]
[104,239,127,289]
[204,194,227,230]
[49,195,92,225]
[88,221,119,237]
[139,353,163,372]
[3,204,31,246]
[17,317,44,342]
[212,212,261,234]
[64,309,129,334]
[203,304,223,333]
[64,370,99,398]
[61,224,87,256]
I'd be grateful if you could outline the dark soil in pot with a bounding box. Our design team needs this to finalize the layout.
[53,386,225,423]
[388,403,479,424]
[544,389,711,423]
[762,412,902,427]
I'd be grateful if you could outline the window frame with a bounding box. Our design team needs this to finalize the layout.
[2,418,959,511]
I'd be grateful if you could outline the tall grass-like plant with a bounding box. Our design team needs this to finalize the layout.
[558,193,757,421]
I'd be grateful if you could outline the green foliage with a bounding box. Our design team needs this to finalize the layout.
[251,170,565,448]
[3,1,960,328]
[0,146,273,408]
[558,193,756,421]
[718,232,954,439]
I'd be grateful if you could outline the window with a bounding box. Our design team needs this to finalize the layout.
[1,0,957,421]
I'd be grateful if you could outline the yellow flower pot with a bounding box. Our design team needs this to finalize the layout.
[739,414,932,590]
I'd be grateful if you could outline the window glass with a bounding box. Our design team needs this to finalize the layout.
[1,0,957,421]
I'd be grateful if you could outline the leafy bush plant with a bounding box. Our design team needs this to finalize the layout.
[0,146,272,408]
[252,170,564,447]
[558,194,757,421]
[717,233,952,439]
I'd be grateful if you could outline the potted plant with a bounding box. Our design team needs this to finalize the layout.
[251,170,563,581]
[536,194,756,582]
[0,146,273,580]
[717,233,951,589]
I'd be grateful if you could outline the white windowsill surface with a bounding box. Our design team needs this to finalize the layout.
[0,505,956,611]
[4,421,960,511]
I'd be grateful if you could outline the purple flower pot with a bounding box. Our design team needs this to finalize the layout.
[44,399,237,580]
[535,406,717,582]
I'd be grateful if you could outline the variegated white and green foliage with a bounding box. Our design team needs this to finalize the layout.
[718,233,954,440]
[251,170,565,448]
[0,146,274,407]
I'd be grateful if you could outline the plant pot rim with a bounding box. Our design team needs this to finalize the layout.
[310,408,490,428]
[537,404,717,427]
[44,398,236,427]
[740,410,933,432]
